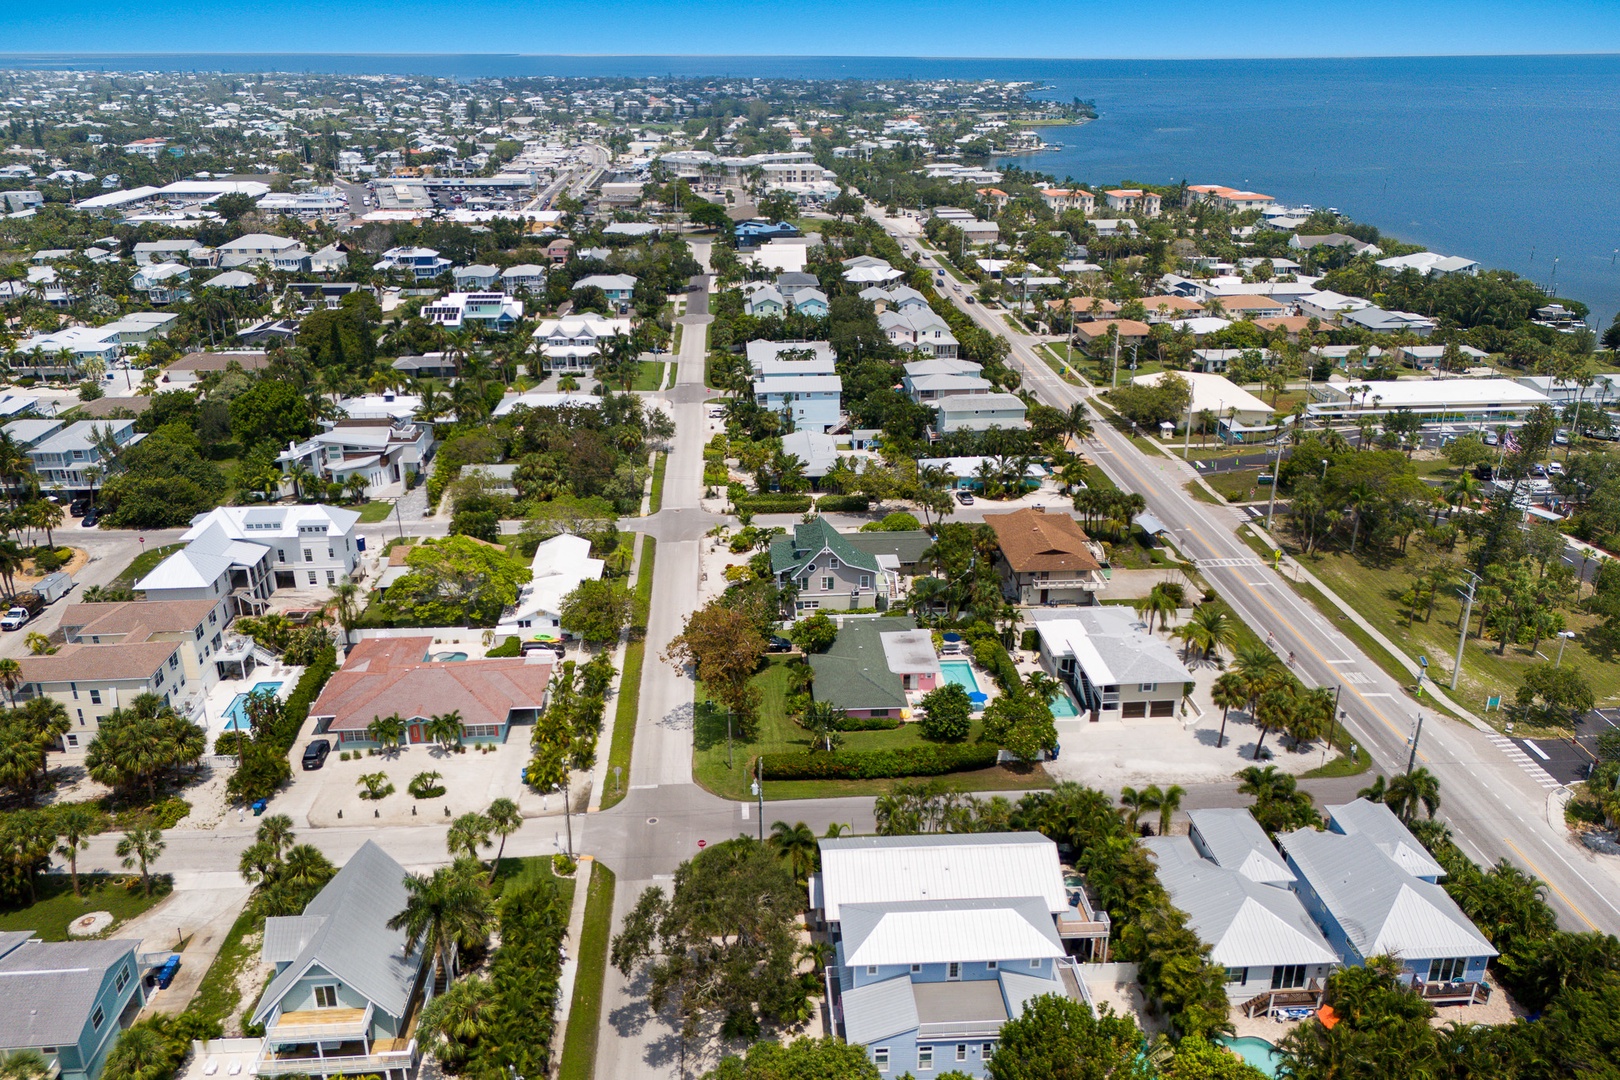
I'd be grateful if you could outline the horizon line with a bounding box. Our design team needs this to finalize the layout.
[3,50,1620,62]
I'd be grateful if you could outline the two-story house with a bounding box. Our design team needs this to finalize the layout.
[1103,189,1162,216]
[812,833,1109,1078]
[25,419,140,498]
[770,517,887,613]
[375,246,452,281]
[572,273,637,309]
[0,932,153,1080]
[451,264,500,291]
[217,233,304,268]
[133,238,207,266]
[532,314,632,372]
[501,264,546,293]
[753,372,842,433]
[249,842,428,1080]
[985,509,1107,607]
[879,309,960,359]
[140,506,360,604]
[18,639,191,751]
[902,358,990,404]
[59,597,232,700]
[935,393,1027,434]
[420,292,523,331]
[278,420,432,499]
[1033,608,1192,721]
[1277,800,1497,1005]
[131,261,191,304]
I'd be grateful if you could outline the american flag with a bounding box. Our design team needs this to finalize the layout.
[1503,430,1520,453]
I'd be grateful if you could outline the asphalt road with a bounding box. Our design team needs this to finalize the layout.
[875,205,1620,937]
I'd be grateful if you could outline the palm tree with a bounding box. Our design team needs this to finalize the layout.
[1211,672,1247,751]
[330,578,362,648]
[484,798,522,883]
[0,657,20,706]
[54,804,100,898]
[909,576,950,624]
[427,710,464,751]
[446,812,493,862]
[1344,481,1376,553]
[1174,605,1237,664]
[1118,786,1157,832]
[800,700,845,753]
[116,827,165,897]
[1134,583,1179,634]
[768,820,819,883]
[388,859,495,981]
[1384,767,1442,823]
[1157,784,1186,837]
[257,813,297,857]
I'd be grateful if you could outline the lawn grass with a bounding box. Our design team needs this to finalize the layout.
[648,452,668,515]
[671,323,684,354]
[0,873,173,941]
[1083,463,1119,493]
[113,542,185,590]
[692,658,1051,801]
[633,361,669,392]
[599,537,656,810]
[1302,744,1374,779]
[186,906,262,1028]
[555,861,616,1080]
[490,853,576,912]
[355,500,396,524]
[1205,468,1267,503]
[1040,344,1089,387]
[1184,480,1226,505]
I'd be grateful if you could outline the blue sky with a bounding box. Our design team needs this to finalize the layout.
[7,0,1620,57]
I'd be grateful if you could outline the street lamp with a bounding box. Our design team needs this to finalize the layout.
[1555,630,1577,667]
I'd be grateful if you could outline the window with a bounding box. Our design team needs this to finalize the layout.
[277,549,286,563]
[866,965,878,976]
[210,611,218,625]
[314,985,339,1009]
[799,575,811,590]
[328,547,334,560]
[956,1045,967,1063]
[985,960,997,970]
[822,576,835,592]
[859,575,872,590]
[169,654,180,670]
[1029,958,1041,969]
[1271,965,1306,990]
[89,689,101,705]
[917,1046,933,1071]
[911,964,921,973]
[195,625,205,641]
[870,709,890,717]
[66,734,79,749]
[828,557,840,571]
[153,670,165,688]
[327,571,336,585]
[1428,958,1466,983]
[91,1006,104,1030]
[982,1043,994,1061]
[873,1048,889,1073]
[308,572,318,585]
[1139,683,1157,692]
[947,962,960,980]
[115,964,131,993]
[304,548,314,562]
[1226,967,1249,985]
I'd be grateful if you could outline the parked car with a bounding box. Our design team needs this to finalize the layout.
[301,739,331,770]
[956,490,975,504]
[81,508,100,527]
[69,498,90,517]
[1555,429,1571,446]
[766,635,793,653]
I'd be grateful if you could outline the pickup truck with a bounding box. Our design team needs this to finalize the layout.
[1,591,45,630]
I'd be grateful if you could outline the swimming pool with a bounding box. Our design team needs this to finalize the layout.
[939,660,981,695]
[222,681,284,731]
[1050,691,1079,718]
[1215,1036,1284,1078]
[433,651,469,662]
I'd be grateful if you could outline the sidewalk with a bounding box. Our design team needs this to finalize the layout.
[549,857,595,1065]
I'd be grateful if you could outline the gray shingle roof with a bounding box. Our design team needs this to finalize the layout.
[0,936,139,1049]
[252,841,421,1025]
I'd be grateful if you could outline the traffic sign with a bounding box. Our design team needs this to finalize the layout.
[697,839,707,849]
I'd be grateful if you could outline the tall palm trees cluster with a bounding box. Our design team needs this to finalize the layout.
[1210,644,1338,760]
[0,695,69,804]
[83,693,208,802]
[1117,783,1186,836]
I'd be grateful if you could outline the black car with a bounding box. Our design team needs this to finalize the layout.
[766,635,793,653]
[69,498,90,517]
[301,739,331,770]
[81,509,101,527]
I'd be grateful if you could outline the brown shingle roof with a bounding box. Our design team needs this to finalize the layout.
[312,636,554,733]
[1073,319,1151,342]
[169,351,270,372]
[20,641,179,684]
[984,508,1102,574]
[60,599,217,643]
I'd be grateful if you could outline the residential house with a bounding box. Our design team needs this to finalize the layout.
[1143,826,1338,1009]
[143,505,360,600]
[1103,189,1161,216]
[1072,319,1151,355]
[131,262,191,304]
[753,369,842,433]
[1376,252,1479,277]
[133,238,206,265]
[813,833,1108,1078]
[420,292,524,331]
[217,233,304,267]
[1039,188,1094,214]
[935,393,1027,434]
[917,456,1048,494]
[903,358,991,403]
[452,264,500,291]
[309,244,349,274]
[493,533,606,642]
[278,420,433,499]
[1394,344,1491,370]
[770,517,888,613]
[0,932,153,1080]
[286,283,369,311]
[1187,185,1275,213]
[735,220,801,247]
[976,187,1011,210]
[1032,607,1192,719]
[1297,290,1372,323]
[841,255,904,285]
[501,264,546,293]
[375,246,452,281]
[248,841,427,1080]
[1046,296,1119,321]
[573,273,637,308]
[533,313,632,372]
[778,429,840,481]
[844,529,933,579]
[391,353,460,380]
[1278,803,1497,1003]
[1132,371,1275,432]
[743,285,786,317]
[544,237,575,264]
[1214,294,1291,320]
[59,598,233,701]
[861,285,933,315]
[745,339,837,373]
[310,637,552,747]
[1342,307,1437,338]
[1190,348,1272,374]
[18,639,192,751]
[880,309,959,358]
[1289,233,1382,257]
[164,350,269,387]
[985,508,1107,607]
[808,618,933,718]
[25,419,140,497]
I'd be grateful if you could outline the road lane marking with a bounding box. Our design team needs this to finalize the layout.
[1502,838,1597,931]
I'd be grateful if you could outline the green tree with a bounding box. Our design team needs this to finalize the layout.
[788,611,838,653]
[559,578,632,648]
[53,804,101,898]
[389,858,496,980]
[447,811,493,862]
[979,688,1056,761]
[987,994,1151,1080]
[228,379,315,451]
[1515,662,1594,726]
[382,535,532,627]
[485,797,523,883]
[702,1037,881,1080]
[918,682,973,742]
[767,820,819,884]
[664,599,768,738]
[116,827,166,897]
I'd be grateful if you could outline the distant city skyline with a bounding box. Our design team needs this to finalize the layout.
[7,0,1620,59]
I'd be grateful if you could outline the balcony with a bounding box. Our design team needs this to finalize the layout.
[254,1040,415,1078]
[1418,980,1490,1006]
[265,1005,371,1044]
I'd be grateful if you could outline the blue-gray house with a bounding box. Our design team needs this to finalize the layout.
[0,931,151,1080]
[1278,800,1497,1005]
[249,841,429,1080]
[811,834,1110,1078]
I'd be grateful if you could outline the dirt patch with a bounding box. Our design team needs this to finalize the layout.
[16,546,91,586]
[226,929,272,1037]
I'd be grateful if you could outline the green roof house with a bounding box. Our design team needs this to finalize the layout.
[771,517,890,612]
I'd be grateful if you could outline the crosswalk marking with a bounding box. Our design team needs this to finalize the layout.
[1484,733,1563,790]
[1342,671,1372,684]
[1197,557,1265,569]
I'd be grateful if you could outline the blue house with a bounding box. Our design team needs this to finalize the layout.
[1278,800,1497,1006]
[735,220,801,248]
[572,273,637,308]
[0,931,154,1080]
[249,842,430,1080]
[812,834,1110,1078]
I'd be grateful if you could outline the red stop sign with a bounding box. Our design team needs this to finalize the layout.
[697,839,707,849]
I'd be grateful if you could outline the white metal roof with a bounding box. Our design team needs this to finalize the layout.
[1186,807,1295,886]
[1326,799,1447,880]
[841,898,1064,967]
[818,833,1067,921]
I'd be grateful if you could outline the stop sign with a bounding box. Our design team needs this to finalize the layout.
[697,839,707,849]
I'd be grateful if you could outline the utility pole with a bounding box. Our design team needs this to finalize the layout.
[1327,684,1342,750]
[1406,713,1425,775]
[751,757,764,841]
[1450,570,1480,690]
[1264,439,1282,531]
[1182,397,1193,459]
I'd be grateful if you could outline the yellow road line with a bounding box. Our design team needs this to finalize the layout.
[1503,837,1597,930]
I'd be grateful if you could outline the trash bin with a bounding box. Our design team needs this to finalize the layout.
[252,799,268,816]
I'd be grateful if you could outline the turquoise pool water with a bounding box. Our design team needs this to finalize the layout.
[434,651,469,662]
[939,660,981,695]
[1215,1036,1284,1078]
[1050,691,1079,718]
[222,681,284,731]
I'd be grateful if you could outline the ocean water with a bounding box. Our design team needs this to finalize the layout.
[4,52,1616,322]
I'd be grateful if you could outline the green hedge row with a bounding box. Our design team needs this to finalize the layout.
[966,633,1020,693]
[272,644,339,752]
[815,495,871,512]
[734,494,814,513]
[830,715,903,732]
[760,743,999,780]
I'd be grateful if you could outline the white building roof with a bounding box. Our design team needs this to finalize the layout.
[817,833,1067,922]
[1033,608,1193,689]
[1325,799,1447,880]
[841,898,1064,967]
[1186,807,1295,886]
[1316,378,1548,411]
[1132,370,1273,419]
[181,503,360,543]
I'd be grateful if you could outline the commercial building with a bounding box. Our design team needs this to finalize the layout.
[1307,378,1550,422]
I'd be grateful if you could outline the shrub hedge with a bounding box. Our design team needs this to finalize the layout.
[760,743,999,780]
[829,715,903,732]
[815,495,872,512]
[733,494,814,514]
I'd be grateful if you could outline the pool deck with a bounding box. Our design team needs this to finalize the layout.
[194,663,304,743]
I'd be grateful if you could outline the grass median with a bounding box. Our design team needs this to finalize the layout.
[556,861,617,1080]
[648,452,668,515]
[600,537,656,810]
